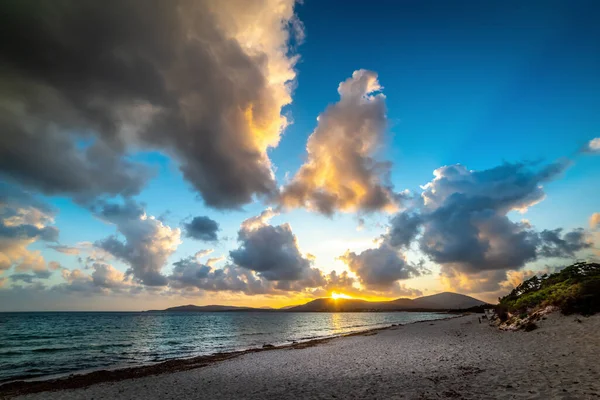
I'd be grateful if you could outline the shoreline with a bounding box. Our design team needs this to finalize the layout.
[6,312,600,400]
[0,314,460,398]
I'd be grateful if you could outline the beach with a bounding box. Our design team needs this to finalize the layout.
[5,313,600,400]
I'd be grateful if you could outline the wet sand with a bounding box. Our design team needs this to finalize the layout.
[4,313,600,399]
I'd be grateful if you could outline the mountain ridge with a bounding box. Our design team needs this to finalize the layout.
[146,292,489,312]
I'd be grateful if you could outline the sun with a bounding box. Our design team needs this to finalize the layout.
[331,292,353,300]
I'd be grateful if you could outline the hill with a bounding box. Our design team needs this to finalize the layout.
[146,304,266,312]
[287,298,392,312]
[146,292,488,313]
[287,292,488,312]
[411,292,487,309]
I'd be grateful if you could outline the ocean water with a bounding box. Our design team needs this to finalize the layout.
[0,311,449,383]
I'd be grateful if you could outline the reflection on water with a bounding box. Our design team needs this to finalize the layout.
[0,311,448,382]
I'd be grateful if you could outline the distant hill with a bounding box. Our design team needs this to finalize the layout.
[287,292,488,312]
[287,298,389,312]
[146,292,489,313]
[146,304,267,312]
[411,292,487,309]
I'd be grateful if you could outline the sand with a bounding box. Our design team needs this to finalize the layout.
[7,313,600,400]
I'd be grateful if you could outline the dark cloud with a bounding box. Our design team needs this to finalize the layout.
[538,228,592,258]
[92,199,145,221]
[338,209,427,291]
[94,200,181,286]
[339,244,423,290]
[0,224,58,243]
[169,209,326,294]
[230,211,315,281]
[368,160,592,294]
[0,0,300,207]
[386,212,422,249]
[169,257,275,295]
[183,216,219,242]
[421,209,539,273]
[415,161,582,281]
[10,272,51,284]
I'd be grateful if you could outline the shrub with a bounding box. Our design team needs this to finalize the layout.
[499,262,600,316]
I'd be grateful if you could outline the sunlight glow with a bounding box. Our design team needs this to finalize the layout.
[331,292,353,300]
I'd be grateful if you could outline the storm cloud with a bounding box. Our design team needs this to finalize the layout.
[0,0,301,208]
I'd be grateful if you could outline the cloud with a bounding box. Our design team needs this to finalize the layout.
[417,162,570,277]
[591,213,600,229]
[537,228,592,258]
[440,269,509,295]
[195,249,215,259]
[94,200,181,286]
[0,0,301,208]
[230,209,320,282]
[0,184,59,280]
[371,160,592,295]
[183,216,219,242]
[10,273,49,284]
[171,209,329,295]
[57,263,134,294]
[337,209,427,292]
[386,212,422,249]
[169,257,275,295]
[583,137,600,153]
[311,269,423,299]
[280,70,400,215]
[334,160,589,296]
[48,245,81,255]
[339,244,422,290]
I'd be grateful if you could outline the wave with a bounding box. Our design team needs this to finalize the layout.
[31,347,70,354]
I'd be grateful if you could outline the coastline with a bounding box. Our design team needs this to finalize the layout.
[6,312,600,399]
[0,314,458,398]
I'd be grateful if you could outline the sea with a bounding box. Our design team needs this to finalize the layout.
[0,311,449,383]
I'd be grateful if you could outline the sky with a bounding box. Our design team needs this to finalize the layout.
[0,0,599,311]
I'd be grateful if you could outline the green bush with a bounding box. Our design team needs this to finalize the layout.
[499,262,600,316]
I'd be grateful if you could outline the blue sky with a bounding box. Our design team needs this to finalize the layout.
[1,0,598,310]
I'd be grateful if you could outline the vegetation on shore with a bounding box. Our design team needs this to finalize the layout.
[498,262,600,318]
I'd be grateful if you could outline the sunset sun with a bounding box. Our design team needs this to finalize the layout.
[331,292,353,300]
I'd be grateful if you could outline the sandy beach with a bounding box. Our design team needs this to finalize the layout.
[5,313,600,400]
